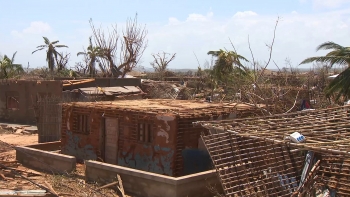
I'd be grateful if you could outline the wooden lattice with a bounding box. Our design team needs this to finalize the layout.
[316,155,350,196]
[201,131,304,196]
[197,105,350,196]
[197,106,350,156]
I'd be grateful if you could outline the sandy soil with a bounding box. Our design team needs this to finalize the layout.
[0,133,38,161]
[0,131,126,196]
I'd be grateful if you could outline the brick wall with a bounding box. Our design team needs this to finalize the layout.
[61,105,178,176]
[0,80,62,124]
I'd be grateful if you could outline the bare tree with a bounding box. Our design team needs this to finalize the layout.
[89,14,148,78]
[119,16,148,77]
[150,51,176,80]
[56,52,70,71]
[75,62,88,75]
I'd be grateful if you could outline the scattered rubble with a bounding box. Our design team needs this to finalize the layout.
[197,105,350,196]
[0,133,130,197]
[0,124,38,135]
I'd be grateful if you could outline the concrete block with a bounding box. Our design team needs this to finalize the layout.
[16,146,76,174]
[85,160,220,197]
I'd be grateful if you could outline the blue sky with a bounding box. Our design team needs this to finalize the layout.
[1,0,350,70]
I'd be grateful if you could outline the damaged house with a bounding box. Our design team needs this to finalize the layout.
[61,78,144,102]
[195,105,350,196]
[0,80,62,124]
[61,99,261,177]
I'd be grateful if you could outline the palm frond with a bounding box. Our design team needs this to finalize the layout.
[317,42,344,51]
[55,45,68,48]
[11,51,17,63]
[32,48,46,54]
[207,51,221,57]
[89,36,93,47]
[36,45,48,48]
[300,56,350,67]
[43,37,50,45]
[237,55,249,62]
[51,40,60,45]
[325,67,350,101]
[77,52,87,56]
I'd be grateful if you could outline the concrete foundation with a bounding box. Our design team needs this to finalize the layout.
[16,143,76,174]
[26,141,61,151]
[85,160,222,197]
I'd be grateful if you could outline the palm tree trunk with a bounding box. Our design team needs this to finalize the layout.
[90,57,96,77]
[49,53,55,72]
[2,68,8,79]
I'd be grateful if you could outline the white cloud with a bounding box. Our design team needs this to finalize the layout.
[3,10,350,70]
[302,0,350,9]
[233,11,258,18]
[145,9,350,69]
[11,21,52,39]
[11,30,23,39]
[186,14,207,22]
[186,12,213,22]
[23,21,51,34]
[168,17,180,25]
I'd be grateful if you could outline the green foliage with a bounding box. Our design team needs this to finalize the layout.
[32,37,68,72]
[325,67,350,101]
[300,41,350,67]
[207,49,250,87]
[0,51,24,79]
[77,37,104,77]
[301,41,350,101]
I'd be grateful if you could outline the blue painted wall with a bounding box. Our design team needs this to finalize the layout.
[61,130,97,161]
[182,148,212,175]
[118,144,174,176]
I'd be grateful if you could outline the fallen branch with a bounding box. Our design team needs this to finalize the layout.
[0,163,58,197]
[292,160,321,196]
[44,181,60,197]
[58,193,75,196]
[0,172,6,180]
[284,90,300,114]
[117,175,125,197]
[97,181,118,190]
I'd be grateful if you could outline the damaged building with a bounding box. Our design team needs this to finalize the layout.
[195,105,350,196]
[61,78,144,102]
[61,99,261,177]
[0,80,62,124]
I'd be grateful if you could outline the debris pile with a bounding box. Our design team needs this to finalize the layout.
[196,105,350,196]
[0,124,38,135]
[141,80,193,99]
[0,160,42,181]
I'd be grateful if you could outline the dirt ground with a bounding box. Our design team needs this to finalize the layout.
[0,129,128,197]
[0,132,38,161]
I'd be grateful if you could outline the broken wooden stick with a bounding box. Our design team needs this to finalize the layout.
[117,175,125,197]
[97,181,118,190]
[0,172,7,180]
[0,163,58,197]
[44,181,59,197]
[57,193,75,196]
[292,160,321,197]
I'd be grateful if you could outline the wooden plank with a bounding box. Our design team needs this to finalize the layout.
[105,118,119,164]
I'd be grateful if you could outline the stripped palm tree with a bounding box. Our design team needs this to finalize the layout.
[32,37,68,72]
[300,42,350,101]
[0,52,24,79]
[207,49,249,81]
[77,37,103,77]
